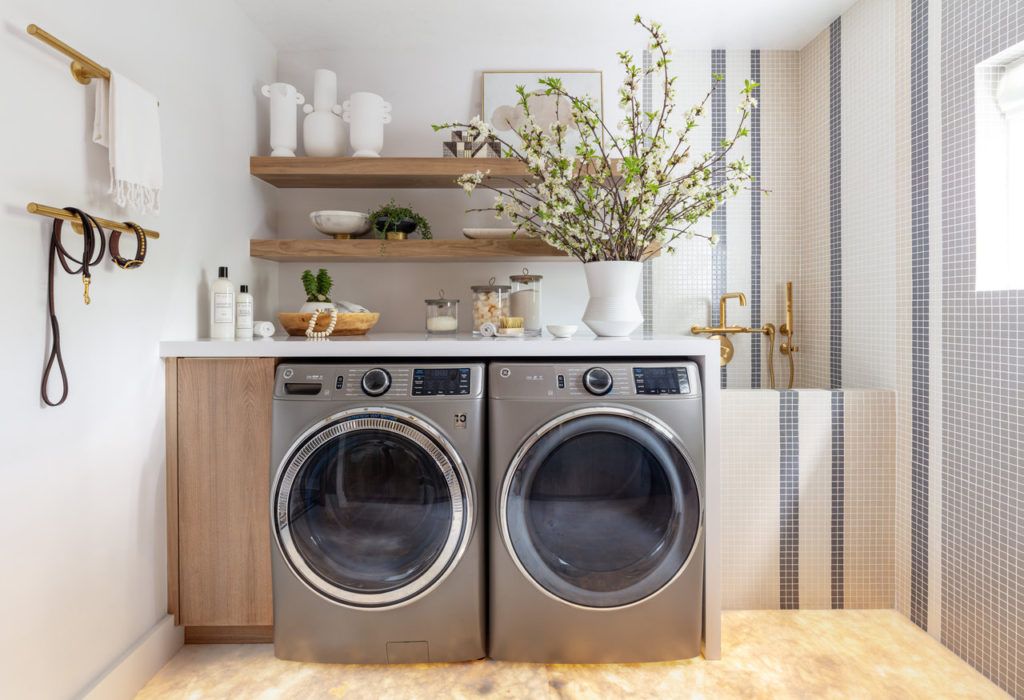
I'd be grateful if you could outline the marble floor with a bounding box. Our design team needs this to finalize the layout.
[137,610,1005,699]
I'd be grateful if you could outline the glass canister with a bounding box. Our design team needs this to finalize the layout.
[470,277,510,334]
[425,290,459,334]
[509,268,543,336]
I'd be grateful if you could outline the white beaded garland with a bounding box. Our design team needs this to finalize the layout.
[305,308,338,339]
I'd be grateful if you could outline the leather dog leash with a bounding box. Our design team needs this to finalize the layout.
[41,208,106,406]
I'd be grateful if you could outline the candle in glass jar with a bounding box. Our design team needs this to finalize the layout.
[426,315,458,332]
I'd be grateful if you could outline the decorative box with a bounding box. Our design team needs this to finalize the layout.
[442,130,502,158]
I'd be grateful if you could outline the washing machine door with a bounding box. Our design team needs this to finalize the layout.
[274,408,472,608]
[501,406,702,609]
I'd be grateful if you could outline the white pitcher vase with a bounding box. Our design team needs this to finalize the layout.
[302,69,345,157]
[261,82,305,157]
[343,92,391,157]
[581,261,644,337]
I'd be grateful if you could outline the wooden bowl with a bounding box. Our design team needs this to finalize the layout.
[278,311,380,337]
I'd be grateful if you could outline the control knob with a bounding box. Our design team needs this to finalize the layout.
[583,367,613,396]
[361,368,392,397]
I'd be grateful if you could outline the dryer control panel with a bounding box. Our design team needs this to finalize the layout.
[489,361,701,400]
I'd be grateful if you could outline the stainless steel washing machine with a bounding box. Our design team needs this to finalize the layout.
[270,363,485,664]
[488,361,705,663]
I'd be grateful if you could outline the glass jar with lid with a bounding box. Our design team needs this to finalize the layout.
[470,277,510,334]
[425,290,459,334]
[509,268,543,336]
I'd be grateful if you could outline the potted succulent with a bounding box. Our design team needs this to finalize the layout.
[434,16,757,336]
[368,199,432,240]
[299,268,335,312]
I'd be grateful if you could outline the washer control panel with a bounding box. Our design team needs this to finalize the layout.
[633,366,690,395]
[412,367,472,396]
[275,363,484,400]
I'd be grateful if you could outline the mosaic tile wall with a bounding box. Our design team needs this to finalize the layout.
[647,50,802,390]
[939,0,1024,695]
[789,0,1024,694]
[721,389,895,611]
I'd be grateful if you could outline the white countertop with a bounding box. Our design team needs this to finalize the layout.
[159,333,718,359]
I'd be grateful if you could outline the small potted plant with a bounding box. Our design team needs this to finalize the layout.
[368,199,432,240]
[300,268,334,312]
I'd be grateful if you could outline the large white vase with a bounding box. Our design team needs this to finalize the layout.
[302,69,346,157]
[343,92,391,157]
[582,261,644,337]
[261,82,305,157]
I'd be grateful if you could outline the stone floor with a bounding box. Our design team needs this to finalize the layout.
[137,610,1006,699]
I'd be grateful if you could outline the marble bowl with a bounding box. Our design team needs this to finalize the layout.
[310,211,371,238]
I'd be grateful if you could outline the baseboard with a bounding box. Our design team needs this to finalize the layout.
[185,625,274,644]
[82,614,184,700]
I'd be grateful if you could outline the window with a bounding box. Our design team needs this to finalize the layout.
[975,53,1024,291]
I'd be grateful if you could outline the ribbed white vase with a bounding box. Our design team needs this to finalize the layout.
[581,261,644,337]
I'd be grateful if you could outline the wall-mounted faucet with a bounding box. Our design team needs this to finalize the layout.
[692,292,777,388]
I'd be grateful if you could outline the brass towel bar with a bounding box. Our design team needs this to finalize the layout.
[26,24,110,85]
[26,202,160,240]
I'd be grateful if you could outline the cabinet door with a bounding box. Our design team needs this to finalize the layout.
[176,358,275,626]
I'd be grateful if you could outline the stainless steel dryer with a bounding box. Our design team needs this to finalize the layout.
[488,361,704,663]
[270,363,485,664]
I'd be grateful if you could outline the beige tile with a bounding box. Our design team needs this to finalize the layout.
[721,391,780,609]
[797,389,833,609]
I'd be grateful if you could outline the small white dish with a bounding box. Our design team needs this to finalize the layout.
[462,228,535,240]
[546,324,578,338]
[310,210,371,237]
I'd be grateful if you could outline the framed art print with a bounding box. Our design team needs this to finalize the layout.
[482,70,603,152]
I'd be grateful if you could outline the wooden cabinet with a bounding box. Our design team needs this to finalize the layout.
[166,358,276,642]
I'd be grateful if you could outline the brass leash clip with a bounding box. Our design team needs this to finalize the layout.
[82,274,91,305]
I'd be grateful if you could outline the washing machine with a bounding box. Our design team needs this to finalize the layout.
[270,362,485,664]
[488,361,705,663]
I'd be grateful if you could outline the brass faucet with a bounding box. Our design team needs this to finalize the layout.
[692,292,776,388]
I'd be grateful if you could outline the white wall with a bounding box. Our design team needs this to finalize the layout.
[0,2,276,697]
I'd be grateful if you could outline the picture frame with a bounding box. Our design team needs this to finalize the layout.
[481,70,604,152]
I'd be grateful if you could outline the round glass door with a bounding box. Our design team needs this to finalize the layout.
[501,408,701,608]
[274,409,471,608]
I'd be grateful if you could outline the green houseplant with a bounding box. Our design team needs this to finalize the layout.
[433,16,757,335]
[368,200,433,240]
[299,268,334,312]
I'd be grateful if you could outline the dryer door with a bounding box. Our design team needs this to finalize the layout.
[501,407,702,609]
[274,408,473,608]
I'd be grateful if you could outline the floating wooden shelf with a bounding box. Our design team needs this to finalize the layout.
[249,238,574,263]
[250,156,532,189]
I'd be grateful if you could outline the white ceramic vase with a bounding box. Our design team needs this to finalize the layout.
[581,261,644,337]
[261,82,305,157]
[302,69,346,157]
[342,92,391,157]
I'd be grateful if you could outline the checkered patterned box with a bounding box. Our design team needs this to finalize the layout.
[442,130,501,158]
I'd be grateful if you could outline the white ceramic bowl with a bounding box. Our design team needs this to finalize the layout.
[546,324,578,338]
[310,210,371,236]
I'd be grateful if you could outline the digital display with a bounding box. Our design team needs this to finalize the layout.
[412,367,471,396]
[633,367,689,395]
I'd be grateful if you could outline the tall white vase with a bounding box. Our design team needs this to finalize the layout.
[302,69,346,157]
[343,92,391,157]
[581,261,644,337]
[261,82,305,157]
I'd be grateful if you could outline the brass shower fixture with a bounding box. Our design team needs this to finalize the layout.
[692,287,800,390]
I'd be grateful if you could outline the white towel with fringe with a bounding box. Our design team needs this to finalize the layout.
[93,72,162,214]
